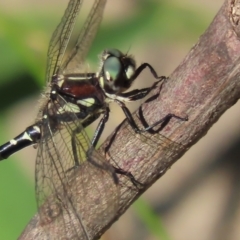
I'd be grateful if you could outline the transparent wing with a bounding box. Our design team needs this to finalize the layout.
[35,96,118,239]
[46,0,82,82]
[61,0,107,74]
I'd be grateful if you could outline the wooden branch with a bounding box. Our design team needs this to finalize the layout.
[19,0,240,239]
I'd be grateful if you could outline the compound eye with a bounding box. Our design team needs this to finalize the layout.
[103,57,122,82]
[103,48,123,59]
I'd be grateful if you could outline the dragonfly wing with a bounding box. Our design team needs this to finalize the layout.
[46,0,82,82]
[35,96,119,239]
[62,0,107,74]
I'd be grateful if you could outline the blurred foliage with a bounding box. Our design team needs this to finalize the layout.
[133,198,171,240]
[0,0,215,239]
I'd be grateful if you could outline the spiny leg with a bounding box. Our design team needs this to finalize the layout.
[86,108,141,186]
[71,125,82,167]
[69,108,119,184]
[138,106,188,134]
[118,76,167,102]
[132,62,166,81]
[115,99,188,134]
[113,166,144,190]
[85,108,119,184]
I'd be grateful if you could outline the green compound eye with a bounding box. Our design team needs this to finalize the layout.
[105,48,122,58]
[103,56,122,82]
[100,48,137,93]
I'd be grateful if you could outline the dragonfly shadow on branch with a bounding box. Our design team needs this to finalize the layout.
[103,80,188,190]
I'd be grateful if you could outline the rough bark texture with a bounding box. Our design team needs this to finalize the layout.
[19,0,240,239]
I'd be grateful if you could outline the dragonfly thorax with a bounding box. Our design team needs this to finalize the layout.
[0,1,188,239]
[99,49,136,95]
[47,72,106,126]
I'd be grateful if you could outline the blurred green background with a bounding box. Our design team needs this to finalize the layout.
[3,1,240,240]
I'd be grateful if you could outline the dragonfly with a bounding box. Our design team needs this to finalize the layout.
[0,0,187,239]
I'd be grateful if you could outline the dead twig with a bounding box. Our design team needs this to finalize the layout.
[19,0,240,239]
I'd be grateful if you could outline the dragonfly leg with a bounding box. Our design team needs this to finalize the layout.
[132,62,165,80]
[71,125,83,167]
[118,76,166,102]
[70,111,104,167]
[138,106,188,134]
[115,99,188,134]
[113,166,144,189]
[85,108,119,184]
[86,108,143,186]
[70,117,119,184]
[91,108,110,148]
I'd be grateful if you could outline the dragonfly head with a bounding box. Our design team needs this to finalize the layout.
[99,49,136,94]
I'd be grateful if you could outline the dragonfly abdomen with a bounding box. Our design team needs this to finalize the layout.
[0,124,41,160]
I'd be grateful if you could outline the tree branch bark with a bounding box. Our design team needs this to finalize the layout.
[19,0,240,239]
